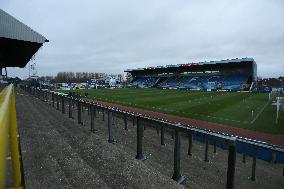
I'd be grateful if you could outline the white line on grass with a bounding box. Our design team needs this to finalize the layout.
[250,101,270,124]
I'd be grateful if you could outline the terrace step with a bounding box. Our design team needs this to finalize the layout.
[15,91,181,189]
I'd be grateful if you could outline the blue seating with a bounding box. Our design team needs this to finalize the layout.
[132,74,248,91]
[222,74,247,90]
[132,77,159,88]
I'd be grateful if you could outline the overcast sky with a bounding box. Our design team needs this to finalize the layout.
[1,0,284,78]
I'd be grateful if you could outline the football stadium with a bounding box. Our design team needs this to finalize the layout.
[1,3,284,189]
[52,58,283,188]
[71,58,282,134]
[126,58,257,91]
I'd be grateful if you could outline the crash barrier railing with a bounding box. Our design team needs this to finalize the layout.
[24,86,284,188]
[0,84,25,189]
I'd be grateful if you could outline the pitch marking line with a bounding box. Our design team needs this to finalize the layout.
[140,104,247,124]
[92,97,247,124]
[250,101,270,124]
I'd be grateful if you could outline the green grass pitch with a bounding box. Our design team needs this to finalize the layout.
[69,88,284,134]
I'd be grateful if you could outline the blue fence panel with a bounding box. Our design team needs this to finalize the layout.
[191,135,284,163]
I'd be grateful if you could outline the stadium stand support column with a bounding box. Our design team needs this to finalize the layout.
[81,101,84,113]
[102,110,105,121]
[112,113,115,126]
[94,106,97,118]
[204,136,209,162]
[49,93,52,105]
[250,147,257,181]
[188,132,193,156]
[107,111,115,143]
[136,117,146,160]
[161,125,165,146]
[68,98,72,118]
[39,90,42,100]
[172,128,186,184]
[47,92,49,103]
[71,98,75,119]
[226,143,236,189]
[78,101,82,125]
[141,122,144,138]
[133,117,135,127]
[87,104,90,115]
[39,90,41,100]
[52,93,54,107]
[32,88,36,96]
[90,105,95,133]
[45,91,48,103]
[56,94,60,110]
[156,125,159,135]
[124,115,128,130]
[61,96,65,114]
[213,141,217,153]
[40,90,43,101]
[242,145,247,163]
[45,91,48,102]
[144,124,146,130]
[171,129,174,139]
[47,92,50,105]
[42,91,45,102]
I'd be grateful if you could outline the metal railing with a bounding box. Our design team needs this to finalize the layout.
[24,86,284,189]
[0,84,25,189]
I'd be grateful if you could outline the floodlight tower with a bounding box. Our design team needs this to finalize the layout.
[0,67,8,80]
[28,62,38,78]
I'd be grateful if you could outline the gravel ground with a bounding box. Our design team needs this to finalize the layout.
[16,91,284,189]
[16,92,181,189]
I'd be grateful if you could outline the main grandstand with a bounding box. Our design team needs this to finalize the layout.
[125,58,257,91]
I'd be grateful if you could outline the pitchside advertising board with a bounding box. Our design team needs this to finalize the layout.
[263,86,272,92]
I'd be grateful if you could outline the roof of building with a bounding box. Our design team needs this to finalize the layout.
[0,9,48,68]
[125,58,255,72]
[0,9,48,43]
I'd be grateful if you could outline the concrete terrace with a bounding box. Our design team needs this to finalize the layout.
[16,90,284,189]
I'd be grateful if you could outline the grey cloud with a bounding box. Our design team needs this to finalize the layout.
[1,0,284,79]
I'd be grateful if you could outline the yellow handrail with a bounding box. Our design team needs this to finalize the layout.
[0,84,23,189]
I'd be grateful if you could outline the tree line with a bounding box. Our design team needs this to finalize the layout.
[39,72,110,83]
